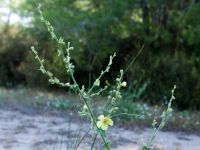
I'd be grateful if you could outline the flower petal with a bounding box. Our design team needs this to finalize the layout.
[107,118,113,126]
[98,115,104,120]
[101,124,108,131]
[97,120,103,128]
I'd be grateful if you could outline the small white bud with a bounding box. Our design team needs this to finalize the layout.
[120,69,123,74]
[116,78,120,82]
[117,95,122,99]
[65,82,70,86]
[108,96,112,100]
[83,104,88,110]
[121,81,127,87]
[167,108,173,113]
[94,79,100,87]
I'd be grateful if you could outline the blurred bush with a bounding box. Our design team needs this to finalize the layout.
[0,32,28,87]
[0,0,200,109]
[128,52,200,110]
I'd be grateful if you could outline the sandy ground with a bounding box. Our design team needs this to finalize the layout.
[0,109,200,150]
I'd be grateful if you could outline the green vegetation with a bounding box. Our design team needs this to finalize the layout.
[30,9,179,149]
[0,1,200,111]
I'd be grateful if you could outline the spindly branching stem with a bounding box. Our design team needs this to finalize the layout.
[31,7,120,150]
[31,6,175,150]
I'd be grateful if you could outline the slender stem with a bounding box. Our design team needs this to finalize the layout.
[90,133,98,150]
[111,113,142,118]
[87,53,116,95]
[75,128,91,150]
[66,115,71,150]
[70,73,110,150]
[73,124,82,149]
[124,44,144,74]
[147,128,158,148]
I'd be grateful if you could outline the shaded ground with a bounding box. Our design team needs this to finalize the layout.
[0,109,200,150]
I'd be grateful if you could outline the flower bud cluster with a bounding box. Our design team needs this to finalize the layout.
[108,69,127,114]
[159,85,176,129]
[94,79,100,87]
[64,43,74,74]
[88,53,116,95]
[40,9,75,75]
[90,86,108,97]
[144,85,176,149]
[105,53,116,73]
[31,46,71,88]
[78,104,89,117]
[80,85,87,98]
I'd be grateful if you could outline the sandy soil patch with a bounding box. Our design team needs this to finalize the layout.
[0,109,200,150]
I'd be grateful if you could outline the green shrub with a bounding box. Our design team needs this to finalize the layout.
[128,51,200,110]
[0,35,28,87]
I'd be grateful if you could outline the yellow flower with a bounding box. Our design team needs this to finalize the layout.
[97,115,113,131]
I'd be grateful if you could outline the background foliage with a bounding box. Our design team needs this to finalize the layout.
[0,0,200,109]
